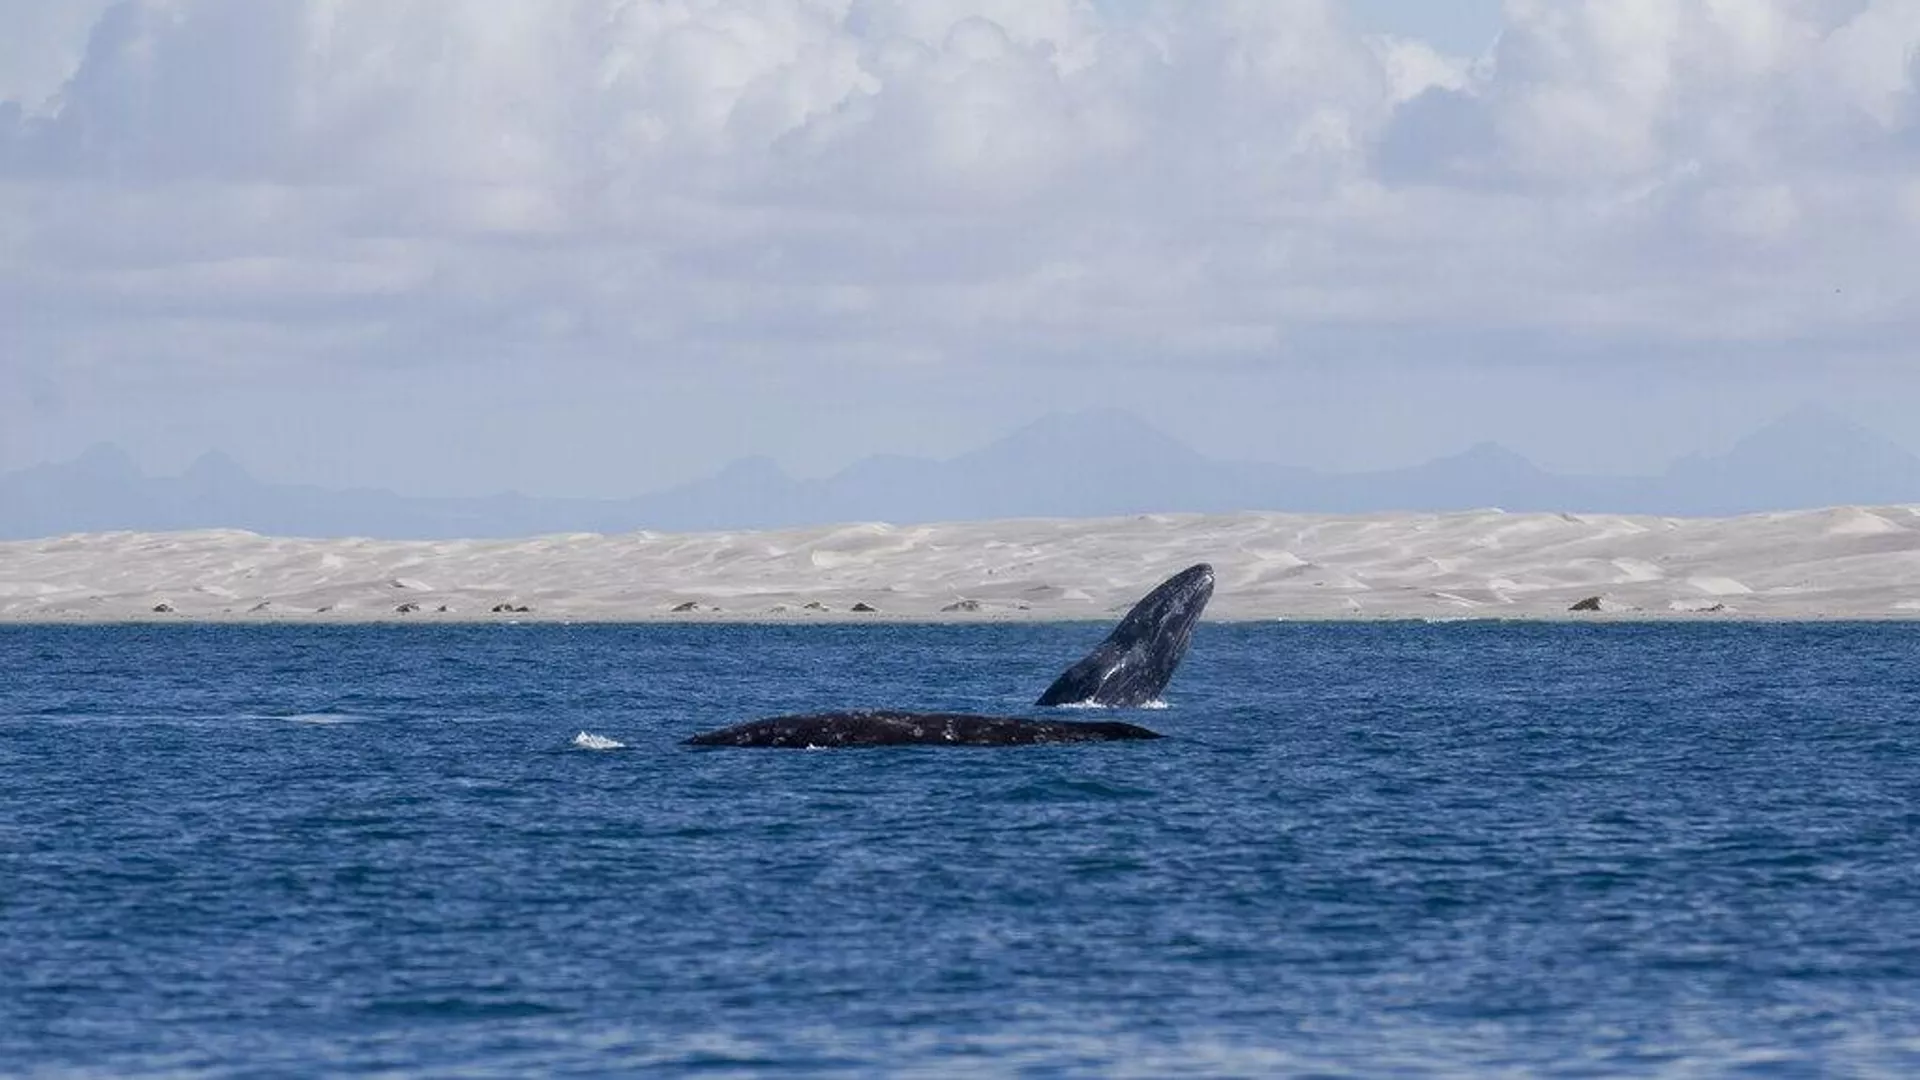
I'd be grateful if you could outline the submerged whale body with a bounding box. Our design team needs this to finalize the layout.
[684,710,1161,748]
[683,563,1214,749]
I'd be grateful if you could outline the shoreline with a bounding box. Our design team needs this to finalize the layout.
[7,609,1920,627]
[7,506,1920,624]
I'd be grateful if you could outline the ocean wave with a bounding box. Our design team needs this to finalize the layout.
[572,731,626,751]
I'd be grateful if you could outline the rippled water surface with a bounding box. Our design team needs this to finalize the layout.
[5,622,1920,1076]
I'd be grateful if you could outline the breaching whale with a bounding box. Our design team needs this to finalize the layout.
[684,563,1214,748]
[1035,562,1214,708]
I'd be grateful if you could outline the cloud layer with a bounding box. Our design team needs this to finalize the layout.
[2,0,1917,489]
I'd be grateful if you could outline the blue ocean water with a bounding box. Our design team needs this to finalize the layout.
[4,622,1920,1077]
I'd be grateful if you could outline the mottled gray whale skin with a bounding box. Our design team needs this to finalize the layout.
[683,564,1213,749]
[684,710,1161,748]
[1036,562,1214,707]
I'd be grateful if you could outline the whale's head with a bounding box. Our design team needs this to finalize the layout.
[1035,563,1214,708]
[1112,562,1213,639]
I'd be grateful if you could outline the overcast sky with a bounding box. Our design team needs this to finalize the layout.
[2,0,1917,498]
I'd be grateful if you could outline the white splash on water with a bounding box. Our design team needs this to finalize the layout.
[572,731,625,751]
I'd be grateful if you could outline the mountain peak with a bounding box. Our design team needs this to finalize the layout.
[1420,440,1542,477]
[69,442,141,480]
[1006,407,1178,439]
[1744,404,1889,442]
[1660,406,1920,511]
[1703,406,1916,473]
[1456,440,1532,463]
[183,450,254,486]
[963,409,1205,466]
[713,455,790,482]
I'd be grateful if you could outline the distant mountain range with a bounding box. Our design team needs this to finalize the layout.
[5,407,1919,540]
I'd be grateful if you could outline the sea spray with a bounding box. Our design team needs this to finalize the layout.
[571,731,625,750]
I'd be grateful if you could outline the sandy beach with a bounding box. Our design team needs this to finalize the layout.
[4,507,1920,623]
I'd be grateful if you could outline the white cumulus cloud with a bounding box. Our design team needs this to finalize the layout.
[0,0,1915,489]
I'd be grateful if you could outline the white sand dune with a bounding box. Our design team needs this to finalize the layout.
[5,507,1920,622]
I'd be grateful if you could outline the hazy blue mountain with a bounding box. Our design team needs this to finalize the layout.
[0,446,637,540]
[1657,406,1920,516]
[4,407,1917,539]
[846,410,1238,521]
